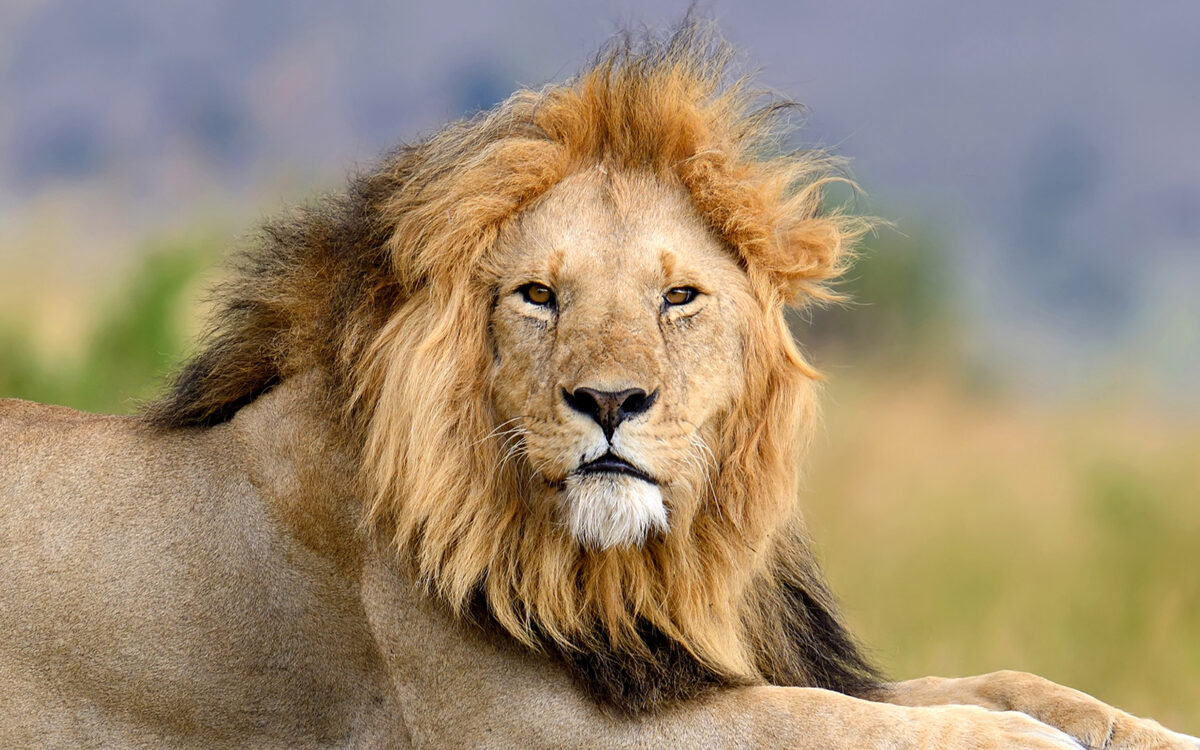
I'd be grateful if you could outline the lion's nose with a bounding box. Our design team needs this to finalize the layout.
[562,386,658,441]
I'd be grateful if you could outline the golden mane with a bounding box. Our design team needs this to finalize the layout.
[149,24,878,712]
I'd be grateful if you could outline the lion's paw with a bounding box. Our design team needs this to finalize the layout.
[892,671,1198,750]
[1101,715,1200,750]
[979,671,1196,750]
[921,704,1085,750]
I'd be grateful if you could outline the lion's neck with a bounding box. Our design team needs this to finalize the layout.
[228,370,367,572]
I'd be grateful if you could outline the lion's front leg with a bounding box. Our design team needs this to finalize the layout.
[881,671,1199,750]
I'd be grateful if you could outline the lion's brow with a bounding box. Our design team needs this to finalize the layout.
[660,249,677,278]
[547,246,565,282]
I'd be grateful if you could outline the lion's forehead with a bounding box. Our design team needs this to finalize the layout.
[496,168,741,293]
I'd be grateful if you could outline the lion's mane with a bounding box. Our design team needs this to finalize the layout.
[148,24,880,713]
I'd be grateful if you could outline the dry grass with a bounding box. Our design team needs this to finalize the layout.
[804,373,1200,731]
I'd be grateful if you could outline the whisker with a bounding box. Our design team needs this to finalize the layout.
[475,416,523,447]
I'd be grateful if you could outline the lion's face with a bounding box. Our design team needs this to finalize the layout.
[487,168,754,549]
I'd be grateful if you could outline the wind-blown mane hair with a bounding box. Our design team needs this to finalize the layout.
[148,23,880,712]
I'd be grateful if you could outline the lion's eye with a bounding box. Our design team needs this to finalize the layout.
[519,283,556,307]
[663,286,699,306]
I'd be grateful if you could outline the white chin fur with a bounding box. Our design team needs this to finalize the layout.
[562,473,667,549]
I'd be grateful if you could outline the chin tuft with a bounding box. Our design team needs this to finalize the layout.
[562,473,667,549]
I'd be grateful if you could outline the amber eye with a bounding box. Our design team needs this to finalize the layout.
[663,286,699,306]
[519,283,555,307]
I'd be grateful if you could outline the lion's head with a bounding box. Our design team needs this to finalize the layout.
[149,25,878,712]
[485,168,750,550]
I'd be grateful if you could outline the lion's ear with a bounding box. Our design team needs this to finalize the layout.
[763,210,867,306]
[680,149,867,308]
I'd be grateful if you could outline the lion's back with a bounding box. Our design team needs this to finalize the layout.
[0,398,185,529]
[0,397,116,461]
[0,397,403,748]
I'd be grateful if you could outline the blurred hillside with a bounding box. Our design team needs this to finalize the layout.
[2,0,1198,400]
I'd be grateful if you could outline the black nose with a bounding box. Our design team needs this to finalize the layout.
[562,387,657,440]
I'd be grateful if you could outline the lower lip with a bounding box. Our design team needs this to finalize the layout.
[578,461,655,484]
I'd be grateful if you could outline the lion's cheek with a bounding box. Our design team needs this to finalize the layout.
[661,307,747,426]
[488,327,558,422]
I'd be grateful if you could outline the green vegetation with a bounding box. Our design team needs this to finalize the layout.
[795,219,958,363]
[1,234,217,413]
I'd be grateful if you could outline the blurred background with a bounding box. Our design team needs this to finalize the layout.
[1,0,1197,730]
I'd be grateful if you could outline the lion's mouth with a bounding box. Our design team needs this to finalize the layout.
[576,452,656,484]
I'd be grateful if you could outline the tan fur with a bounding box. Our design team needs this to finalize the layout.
[1,23,1195,750]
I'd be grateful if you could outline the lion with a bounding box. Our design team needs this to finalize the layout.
[0,25,1195,750]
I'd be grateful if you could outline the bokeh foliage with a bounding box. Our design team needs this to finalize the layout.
[795,219,957,364]
[1,234,216,413]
